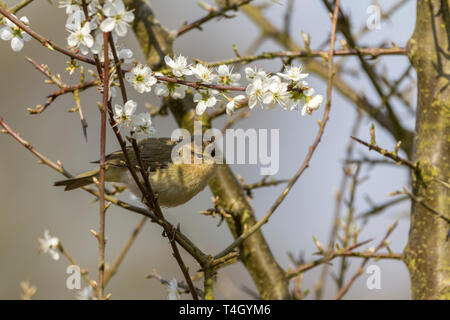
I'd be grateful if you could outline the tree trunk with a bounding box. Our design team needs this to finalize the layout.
[404,0,450,300]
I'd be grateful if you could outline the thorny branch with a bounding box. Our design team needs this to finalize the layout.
[175,0,254,37]
[351,136,416,170]
[96,30,110,299]
[315,111,363,299]
[202,47,408,67]
[334,221,399,299]
[0,6,96,65]
[97,18,201,298]
[287,237,402,279]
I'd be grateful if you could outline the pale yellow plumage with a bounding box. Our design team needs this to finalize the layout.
[54,138,217,207]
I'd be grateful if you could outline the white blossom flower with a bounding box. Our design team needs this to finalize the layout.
[164,55,192,77]
[38,230,60,261]
[154,82,187,99]
[194,89,218,115]
[90,32,113,61]
[285,96,302,111]
[76,286,95,300]
[245,66,267,81]
[190,64,218,84]
[277,65,309,83]
[58,0,81,15]
[100,0,134,37]
[262,75,289,108]
[65,9,86,29]
[67,22,94,54]
[246,77,267,109]
[125,64,157,93]
[91,34,131,64]
[88,0,101,15]
[132,113,155,139]
[118,48,133,64]
[301,94,324,116]
[285,81,314,111]
[0,16,32,52]
[114,100,137,129]
[217,64,241,85]
[167,278,180,300]
[226,94,246,115]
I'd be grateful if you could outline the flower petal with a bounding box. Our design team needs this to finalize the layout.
[100,18,116,32]
[19,16,29,24]
[102,3,116,17]
[84,34,94,48]
[196,101,207,115]
[0,27,13,41]
[114,21,128,37]
[124,100,137,115]
[11,37,24,51]
[122,11,135,23]
[164,55,174,68]
[114,104,123,116]
[67,34,78,47]
[114,0,125,13]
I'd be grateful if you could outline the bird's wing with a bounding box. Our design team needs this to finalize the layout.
[95,138,179,172]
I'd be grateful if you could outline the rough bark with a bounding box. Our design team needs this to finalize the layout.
[125,0,291,299]
[404,0,450,300]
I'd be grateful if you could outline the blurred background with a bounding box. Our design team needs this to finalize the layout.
[0,0,415,299]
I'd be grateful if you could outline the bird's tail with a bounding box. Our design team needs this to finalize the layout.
[54,169,100,191]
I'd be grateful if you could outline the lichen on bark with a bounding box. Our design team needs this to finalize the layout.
[404,0,450,300]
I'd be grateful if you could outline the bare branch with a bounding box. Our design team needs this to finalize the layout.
[174,0,253,38]
[214,0,342,260]
[351,136,416,170]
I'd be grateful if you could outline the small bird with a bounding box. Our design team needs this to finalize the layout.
[54,137,217,207]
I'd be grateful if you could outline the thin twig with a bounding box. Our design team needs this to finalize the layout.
[0,6,96,65]
[351,136,416,170]
[104,217,146,284]
[334,221,399,300]
[288,249,401,277]
[403,188,450,225]
[146,269,205,298]
[57,242,96,289]
[202,47,408,67]
[10,0,34,14]
[96,31,110,300]
[214,0,342,260]
[288,238,400,278]
[130,137,199,300]
[356,196,409,220]
[0,117,208,264]
[336,164,362,289]
[321,0,407,153]
[175,0,253,37]
[315,111,362,299]
[25,56,97,114]
[241,176,289,198]
[107,32,199,300]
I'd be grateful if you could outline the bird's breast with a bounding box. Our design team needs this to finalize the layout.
[121,162,217,207]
